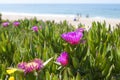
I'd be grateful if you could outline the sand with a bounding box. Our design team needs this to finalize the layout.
[1,12,120,29]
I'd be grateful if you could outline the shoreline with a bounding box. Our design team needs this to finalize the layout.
[2,12,120,19]
[1,12,120,28]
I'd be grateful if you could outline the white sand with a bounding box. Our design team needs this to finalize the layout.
[1,12,120,28]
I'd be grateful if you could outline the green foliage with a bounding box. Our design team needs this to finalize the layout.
[0,18,120,80]
[0,13,1,24]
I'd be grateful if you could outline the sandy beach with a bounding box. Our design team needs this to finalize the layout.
[1,12,120,28]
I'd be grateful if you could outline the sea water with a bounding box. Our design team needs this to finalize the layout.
[0,4,120,18]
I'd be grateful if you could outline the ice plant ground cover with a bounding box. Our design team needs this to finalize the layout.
[0,18,120,80]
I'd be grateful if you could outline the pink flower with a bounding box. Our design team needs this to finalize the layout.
[18,62,27,70]
[75,28,84,33]
[25,62,40,73]
[18,58,43,74]
[32,26,38,32]
[33,58,43,70]
[2,22,9,27]
[61,31,83,45]
[13,21,20,27]
[57,52,69,66]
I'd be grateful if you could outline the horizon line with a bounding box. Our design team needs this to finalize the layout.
[0,3,120,4]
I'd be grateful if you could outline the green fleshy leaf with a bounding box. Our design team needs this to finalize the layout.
[43,57,53,66]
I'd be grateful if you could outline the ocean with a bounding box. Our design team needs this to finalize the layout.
[0,4,120,19]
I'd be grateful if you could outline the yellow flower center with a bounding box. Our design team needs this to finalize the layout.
[9,76,15,80]
[6,68,17,74]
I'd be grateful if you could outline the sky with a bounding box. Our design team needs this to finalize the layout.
[0,0,120,4]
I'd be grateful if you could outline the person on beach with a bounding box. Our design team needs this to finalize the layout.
[86,14,89,18]
[74,13,81,21]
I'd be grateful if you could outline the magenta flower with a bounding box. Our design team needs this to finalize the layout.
[76,28,84,33]
[57,52,69,66]
[61,31,83,45]
[13,21,20,27]
[25,62,41,73]
[18,58,43,74]
[2,22,9,27]
[18,62,27,70]
[32,26,38,32]
[32,58,43,70]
